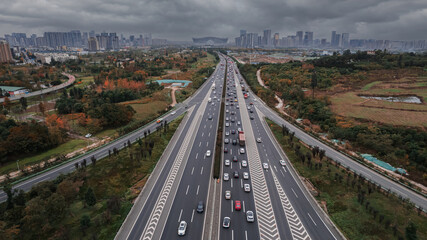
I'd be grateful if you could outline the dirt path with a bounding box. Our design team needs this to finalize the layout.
[257,69,288,116]
[169,86,179,107]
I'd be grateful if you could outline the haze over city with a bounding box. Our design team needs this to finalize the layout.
[1,0,426,40]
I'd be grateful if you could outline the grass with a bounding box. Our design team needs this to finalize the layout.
[362,81,381,91]
[0,139,87,175]
[267,119,427,240]
[74,76,94,89]
[59,113,185,240]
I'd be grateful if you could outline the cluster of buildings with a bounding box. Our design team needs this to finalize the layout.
[0,41,13,63]
[1,31,157,51]
[235,29,427,51]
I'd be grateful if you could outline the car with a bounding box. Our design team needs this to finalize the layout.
[171,111,176,115]
[218,98,220,102]
[197,201,204,213]
[235,200,241,211]
[224,173,229,181]
[244,184,251,192]
[237,128,242,132]
[247,106,251,110]
[250,109,254,113]
[246,211,254,222]
[231,111,235,115]
[234,99,238,102]
[224,148,228,153]
[226,109,229,113]
[230,103,234,106]
[224,138,229,144]
[225,117,229,121]
[263,163,269,170]
[250,102,253,105]
[279,160,286,167]
[225,122,230,127]
[225,131,230,136]
[256,138,262,143]
[208,115,213,120]
[233,156,238,162]
[85,133,92,138]
[240,148,245,154]
[178,221,187,236]
[230,118,235,123]
[223,217,231,228]
[236,105,240,109]
[226,103,229,106]
[213,91,216,94]
[243,172,249,179]
[231,130,236,134]
[206,150,211,157]
[232,139,237,145]
[250,115,255,120]
[233,171,239,178]
[237,121,241,125]
[211,102,215,106]
[225,190,231,200]
[241,160,247,167]
[225,159,230,166]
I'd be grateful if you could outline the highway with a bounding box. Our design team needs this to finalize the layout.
[218,56,342,240]
[230,57,427,211]
[0,72,75,103]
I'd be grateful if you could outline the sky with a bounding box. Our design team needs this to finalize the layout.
[0,0,426,41]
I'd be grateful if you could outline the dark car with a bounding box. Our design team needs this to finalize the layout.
[233,171,239,178]
[197,201,204,213]
[224,148,228,153]
[231,130,236,134]
[232,139,237,145]
[250,115,254,120]
[233,156,238,162]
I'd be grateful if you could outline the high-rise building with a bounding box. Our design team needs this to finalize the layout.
[331,31,337,47]
[304,32,313,46]
[88,37,99,51]
[263,29,271,46]
[335,34,341,47]
[296,31,303,47]
[341,33,350,48]
[0,41,13,63]
[273,33,280,47]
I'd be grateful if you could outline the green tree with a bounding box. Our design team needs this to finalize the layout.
[19,97,28,110]
[80,215,91,235]
[46,193,67,222]
[405,221,418,240]
[85,187,97,206]
[311,71,318,99]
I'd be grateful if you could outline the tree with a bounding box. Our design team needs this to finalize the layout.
[38,102,45,116]
[19,97,28,110]
[405,221,418,240]
[46,193,67,222]
[3,97,11,111]
[80,215,91,236]
[85,188,97,206]
[311,70,317,99]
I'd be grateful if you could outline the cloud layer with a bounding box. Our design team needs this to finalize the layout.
[0,0,426,41]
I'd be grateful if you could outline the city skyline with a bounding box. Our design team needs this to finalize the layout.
[0,0,426,41]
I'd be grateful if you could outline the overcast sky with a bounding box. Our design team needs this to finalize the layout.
[0,0,426,41]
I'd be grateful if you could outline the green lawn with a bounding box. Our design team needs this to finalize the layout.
[0,139,87,175]
[267,119,427,240]
[75,76,95,89]
[362,81,381,91]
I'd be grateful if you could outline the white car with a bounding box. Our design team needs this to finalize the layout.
[178,221,187,236]
[243,172,249,179]
[224,173,230,181]
[246,211,254,222]
[244,184,251,192]
[263,163,269,170]
[225,122,230,127]
[225,190,231,200]
[237,121,241,125]
[241,160,247,167]
[279,160,286,167]
[206,150,211,157]
[85,133,92,138]
[225,131,230,136]
[240,148,245,154]
[171,111,176,115]
[256,138,262,143]
[225,159,230,166]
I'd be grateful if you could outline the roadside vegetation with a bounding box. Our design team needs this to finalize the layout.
[0,114,184,240]
[238,51,427,185]
[267,119,427,240]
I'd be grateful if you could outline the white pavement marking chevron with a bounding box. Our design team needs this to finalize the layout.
[234,72,280,240]
[140,110,201,240]
[271,169,311,240]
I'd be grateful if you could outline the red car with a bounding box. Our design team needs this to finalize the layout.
[235,200,241,211]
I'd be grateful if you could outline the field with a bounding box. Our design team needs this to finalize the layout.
[330,76,427,128]
[267,119,427,240]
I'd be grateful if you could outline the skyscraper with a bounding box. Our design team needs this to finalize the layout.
[273,33,280,47]
[296,31,303,47]
[304,32,313,46]
[331,31,337,46]
[341,33,350,48]
[263,29,271,46]
[0,41,13,63]
[88,37,99,51]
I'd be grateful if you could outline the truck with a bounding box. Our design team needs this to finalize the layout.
[238,131,245,146]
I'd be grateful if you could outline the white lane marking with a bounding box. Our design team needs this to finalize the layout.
[280,169,285,177]
[209,132,211,137]
[245,231,248,240]
[196,185,200,195]
[232,230,234,240]
[231,200,234,212]
[210,125,212,129]
[231,178,233,188]
[178,209,183,222]
[191,209,195,223]
[186,185,189,195]
[202,132,204,137]
[200,167,204,175]
[231,162,233,168]
[241,179,243,188]
[243,200,246,213]
[196,153,199,159]
[204,124,206,129]
[191,167,194,175]
[199,142,202,147]
[308,213,317,226]
[291,188,299,198]
[274,165,278,172]
[206,142,209,147]
[230,149,233,155]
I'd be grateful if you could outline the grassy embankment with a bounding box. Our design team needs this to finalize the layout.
[267,119,427,240]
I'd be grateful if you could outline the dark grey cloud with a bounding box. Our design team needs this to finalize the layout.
[0,0,426,41]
